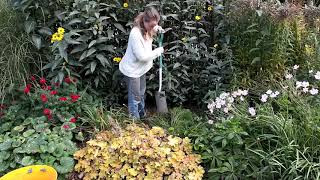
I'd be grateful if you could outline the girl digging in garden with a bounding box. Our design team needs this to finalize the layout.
[119,6,164,119]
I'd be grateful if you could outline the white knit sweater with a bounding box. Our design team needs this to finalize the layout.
[119,27,163,78]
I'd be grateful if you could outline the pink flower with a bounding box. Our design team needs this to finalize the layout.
[40,94,48,103]
[59,97,68,101]
[70,117,77,123]
[39,77,46,85]
[43,108,51,115]
[70,94,80,102]
[31,75,36,81]
[63,125,70,129]
[24,87,30,94]
[50,90,57,95]
[64,77,72,84]
[46,114,53,120]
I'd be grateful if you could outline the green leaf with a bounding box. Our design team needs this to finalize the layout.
[86,48,96,57]
[38,27,53,36]
[0,162,9,172]
[54,157,75,174]
[173,62,181,69]
[21,156,34,166]
[23,129,36,137]
[58,71,64,83]
[69,10,80,17]
[68,60,83,66]
[114,23,126,33]
[13,125,25,133]
[96,54,110,67]
[79,51,87,61]
[249,48,260,54]
[64,35,81,45]
[25,20,36,34]
[0,140,12,151]
[59,42,68,60]
[47,142,56,153]
[107,30,114,40]
[68,18,82,25]
[88,40,96,48]
[110,13,117,21]
[222,139,227,148]
[90,61,97,73]
[32,34,42,49]
[251,57,261,65]
[94,77,99,87]
[70,44,87,54]
[0,151,10,160]
[227,133,235,140]
[75,132,84,141]
[42,62,54,70]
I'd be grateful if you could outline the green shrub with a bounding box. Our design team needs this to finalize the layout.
[14,0,233,107]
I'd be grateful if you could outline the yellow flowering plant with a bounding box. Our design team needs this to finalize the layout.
[113,57,122,63]
[74,124,204,180]
[51,27,65,43]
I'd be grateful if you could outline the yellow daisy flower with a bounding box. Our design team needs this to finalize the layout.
[195,15,201,21]
[208,6,213,11]
[123,2,129,8]
[51,33,58,43]
[57,27,65,34]
[113,57,122,63]
[56,33,64,41]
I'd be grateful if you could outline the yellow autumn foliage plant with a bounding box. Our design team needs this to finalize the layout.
[74,124,204,180]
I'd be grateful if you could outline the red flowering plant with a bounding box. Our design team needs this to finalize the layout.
[1,75,100,137]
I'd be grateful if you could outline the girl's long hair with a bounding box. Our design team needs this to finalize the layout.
[134,6,160,39]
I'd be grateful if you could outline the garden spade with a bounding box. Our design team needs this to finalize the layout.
[155,27,171,113]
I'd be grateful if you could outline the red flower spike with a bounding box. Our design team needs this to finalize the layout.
[70,117,77,123]
[43,108,51,115]
[54,82,60,87]
[26,84,32,89]
[40,94,48,103]
[46,86,51,90]
[59,97,68,101]
[70,94,80,102]
[24,87,30,94]
[31,75,36,81]
[50,90,57,95]
[47,114,53,120]
[64,77,72,84]
[63,125,70,129]
[39,77,46,85]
